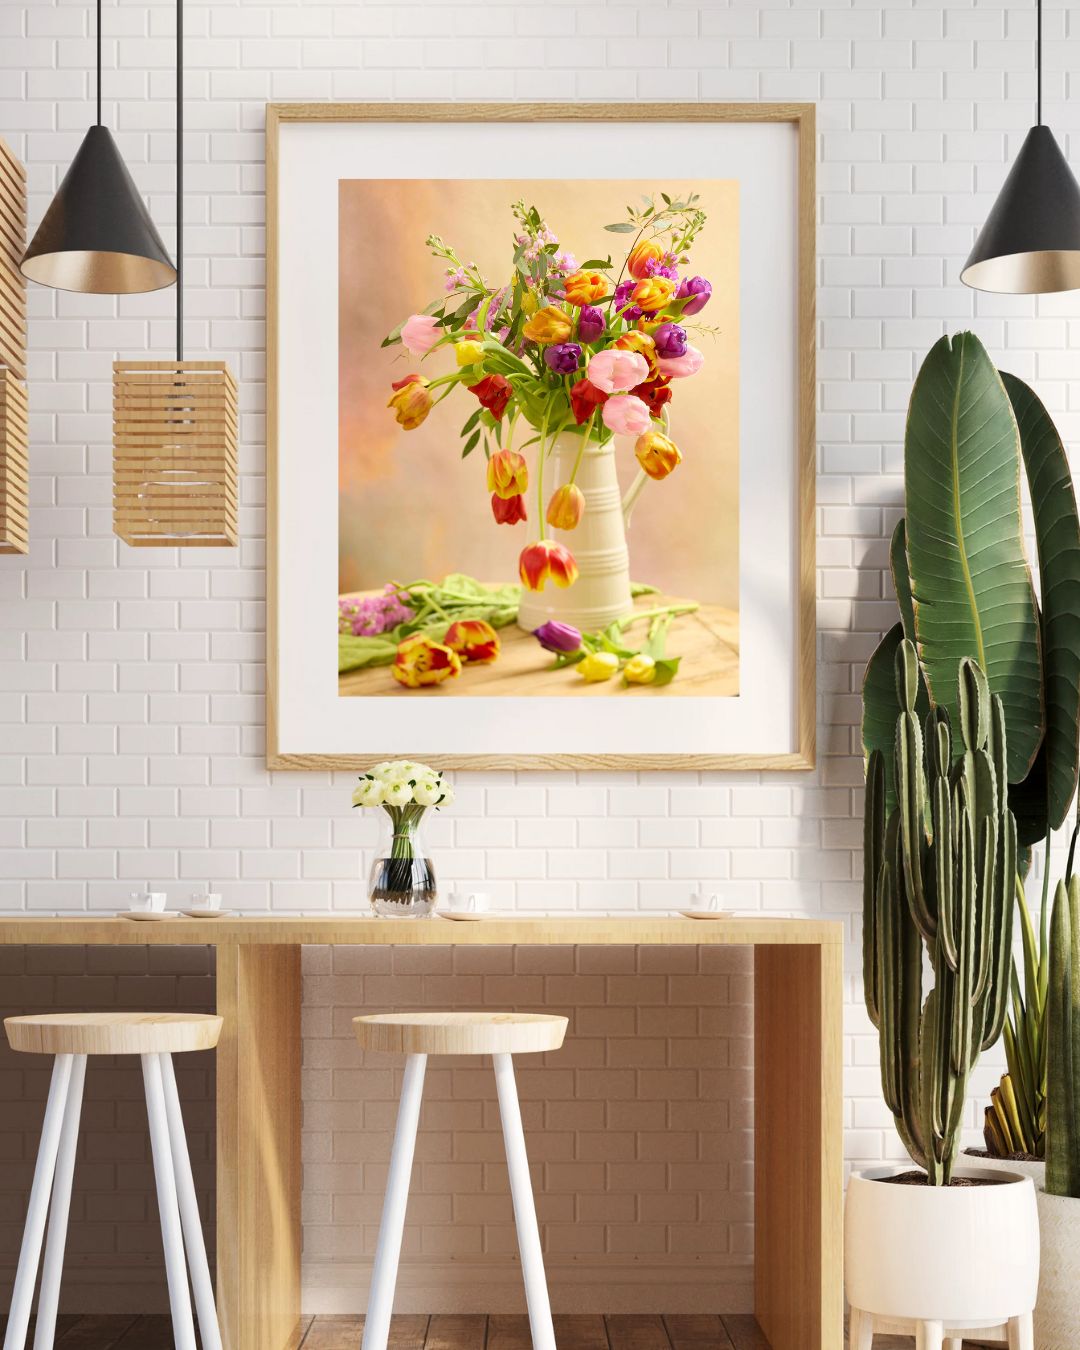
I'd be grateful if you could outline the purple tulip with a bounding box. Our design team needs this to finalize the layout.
[533,620,582,654]
[544,343,582,375]
[613,281,643,323]
[677,276,712,316]
[577,305,605,343]
[652,322,688,360]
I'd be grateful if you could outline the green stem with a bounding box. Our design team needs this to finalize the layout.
[620,601,699,628]
[569,412,596,485]
[537,398,552,537]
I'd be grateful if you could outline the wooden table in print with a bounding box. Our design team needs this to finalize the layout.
[338,593,739,698]
[0,916,842,1350]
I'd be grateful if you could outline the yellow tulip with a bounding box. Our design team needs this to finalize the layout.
[578,651,619,683]
[522,306,573,345]
[627,238,664,280]
[630,276,677,314]
[454,339,485,367]
[624,654,657,685]
[546,483,585,531]
[635,429,682,481]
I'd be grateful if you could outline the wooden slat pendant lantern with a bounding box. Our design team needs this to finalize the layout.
[0,134,29,555]
[112,359,238,546]
[112,0,238,548]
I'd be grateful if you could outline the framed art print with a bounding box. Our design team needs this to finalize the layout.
[266,103,815,770]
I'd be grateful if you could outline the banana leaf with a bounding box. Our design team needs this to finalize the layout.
[891,519,917,640]
[904,332,1044,784]
[1002,371,1080,830]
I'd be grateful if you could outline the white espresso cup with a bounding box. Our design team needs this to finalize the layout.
[690,891,724,913]
[450,891,491,913]
[129,891,167,913]
[190,892,222,911]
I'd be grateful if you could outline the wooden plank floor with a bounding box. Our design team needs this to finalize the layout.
[0,1314,1001,1348]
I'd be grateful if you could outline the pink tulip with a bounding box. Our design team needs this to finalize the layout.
[587,348,649,395]
[601,394,652,437]
[656,345,704,380]
[401,314,441,355]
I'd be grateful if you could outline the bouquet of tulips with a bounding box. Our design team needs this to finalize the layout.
[384,194,713,598]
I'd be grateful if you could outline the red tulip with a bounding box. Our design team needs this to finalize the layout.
[519,539,579,592]
[491,492,527,525]
[468,373,512,421]
[631,375,672,418]
[445,618,500,665]
[569,378,609,426]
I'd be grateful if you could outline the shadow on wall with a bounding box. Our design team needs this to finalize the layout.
[0,945,217,1315]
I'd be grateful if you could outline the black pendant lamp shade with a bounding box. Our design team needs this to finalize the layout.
[961,125,1080,294]
[20,125,176,294]
[962,0,1080,294]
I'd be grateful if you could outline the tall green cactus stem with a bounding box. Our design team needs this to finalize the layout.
[1046,877,1080,1197]
[864,640,1017,1184]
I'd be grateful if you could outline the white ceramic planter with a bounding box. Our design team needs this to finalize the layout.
[963,1154,1080,1350]
[516,432,634,634]
[845,1166,1039,1348]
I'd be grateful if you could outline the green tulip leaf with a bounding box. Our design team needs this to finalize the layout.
[1002,371,1080,829]
[904,332,1044,783]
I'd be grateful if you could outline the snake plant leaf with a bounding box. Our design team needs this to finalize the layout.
[1002,371,1080,829]
[904,332,1044,784]
[861,623,930,815]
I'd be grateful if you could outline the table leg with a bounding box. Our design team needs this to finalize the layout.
[216,942,303,1350]
[753,942,843,1350]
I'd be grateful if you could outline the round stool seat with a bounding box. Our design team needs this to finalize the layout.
[354,1011,567,1057]
[4,1012,223,1057]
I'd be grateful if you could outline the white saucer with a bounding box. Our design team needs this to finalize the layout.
[117,910,170,922]
[677,908,731,920]
[439,910,492,922]
[180,908,234,919]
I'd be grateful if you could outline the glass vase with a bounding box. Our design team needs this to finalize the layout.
[368,810,438,918]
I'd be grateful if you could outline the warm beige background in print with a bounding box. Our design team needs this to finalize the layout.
[338,179,739,612]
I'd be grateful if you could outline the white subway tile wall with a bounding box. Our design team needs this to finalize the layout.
[0,0,1073,1313]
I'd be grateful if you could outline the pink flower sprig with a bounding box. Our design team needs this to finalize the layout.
[339,586,415,637]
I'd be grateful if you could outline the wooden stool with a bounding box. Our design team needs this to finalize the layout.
[354,1012,568,1350]
[2,1013,224,1350]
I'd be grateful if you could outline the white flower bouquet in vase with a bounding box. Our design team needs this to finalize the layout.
[352,761,454,917]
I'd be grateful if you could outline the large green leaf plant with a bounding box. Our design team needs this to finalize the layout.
[861,331,1080,1163]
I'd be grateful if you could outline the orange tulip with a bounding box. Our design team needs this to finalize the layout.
[522,306,573,345]
[563,271,607,307]
[627,238,664,280]
[635,428,682,481]
[546,483,585,531]
[614,330,658,380]
[630,276,677,314]
[519,539,579,592]
[387,374,433,430]
[445,618,500,665]
[487,448,529,500]
[392,634,462,688]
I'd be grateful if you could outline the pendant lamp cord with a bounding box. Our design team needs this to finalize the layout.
[95,0,101,125]
[176,0,183,362]
[1037,0,1043,126]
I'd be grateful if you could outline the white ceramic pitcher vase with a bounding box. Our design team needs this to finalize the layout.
[516,431,639,634]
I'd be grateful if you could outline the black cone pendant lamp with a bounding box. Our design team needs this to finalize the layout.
[961,0,1080,294]
[20,0,176,294]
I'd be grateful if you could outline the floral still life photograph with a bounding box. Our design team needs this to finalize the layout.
[338,178,739,698]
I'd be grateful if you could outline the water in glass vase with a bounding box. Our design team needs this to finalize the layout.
[368,813,438,918]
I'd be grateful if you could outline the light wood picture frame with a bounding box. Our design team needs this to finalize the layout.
[266,103,816,771]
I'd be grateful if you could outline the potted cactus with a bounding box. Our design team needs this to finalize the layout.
[847,643,1040,1346]
[1029,876,1080,1349]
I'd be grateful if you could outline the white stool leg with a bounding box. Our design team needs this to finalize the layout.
[3,1055,74,1350]
[493,1052,555,1350]
[916,1322,944,1350]
[362,1053,427,1350]
[32,1055,87,1350]
[142,1053,197,1350]
[848,1306,873,1349]
[1008,1314,1034,1350]
[159,1052,223,1350]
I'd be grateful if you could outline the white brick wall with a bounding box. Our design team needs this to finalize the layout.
[1,0,1076,1307]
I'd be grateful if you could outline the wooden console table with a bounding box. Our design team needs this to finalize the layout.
[0,915,843,1350]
